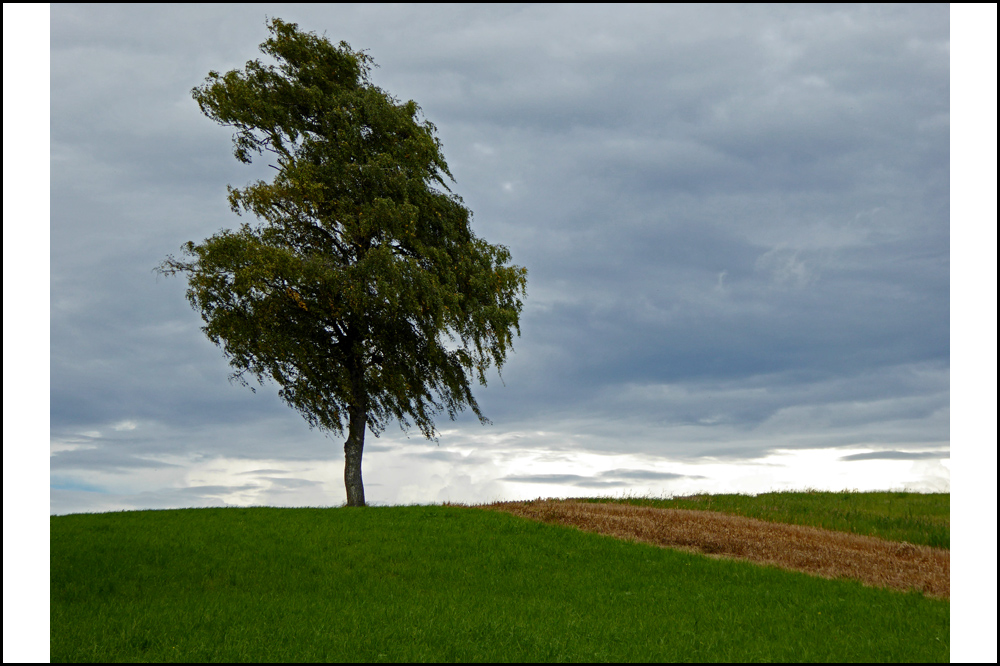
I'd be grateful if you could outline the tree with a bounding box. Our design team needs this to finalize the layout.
[159,18,527,507]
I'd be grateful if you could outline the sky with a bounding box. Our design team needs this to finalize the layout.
[3,4,998,662]
[42,3,959,514]
[42,3,962,512]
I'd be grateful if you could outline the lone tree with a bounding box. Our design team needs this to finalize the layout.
[159,18,527,506]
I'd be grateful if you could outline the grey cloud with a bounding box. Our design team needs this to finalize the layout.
[403,449,494,465]
[504,469,702,487]
[600,469,699,481]
[840,451,950,462]
[50,477,109,494]
[503,474,630,488]
[173,484,261,496]
[255,477,322,490]
[50,449,183,472]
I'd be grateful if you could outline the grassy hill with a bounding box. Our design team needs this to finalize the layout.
[50,492,949,662]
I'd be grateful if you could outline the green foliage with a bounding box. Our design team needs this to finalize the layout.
[160,18,526,447]
[51,507,949,662]
[581,490,950,548]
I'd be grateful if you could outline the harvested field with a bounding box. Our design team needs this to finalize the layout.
[477,499,950,599]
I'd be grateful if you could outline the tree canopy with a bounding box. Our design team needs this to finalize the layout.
[159,18,527,506]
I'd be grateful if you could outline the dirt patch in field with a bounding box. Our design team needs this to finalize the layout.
[475,499,949,599]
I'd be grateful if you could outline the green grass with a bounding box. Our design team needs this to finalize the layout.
[51,499,949,662]
[577,490,950,549]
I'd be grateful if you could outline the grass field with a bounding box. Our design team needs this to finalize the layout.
[50,492,949,662]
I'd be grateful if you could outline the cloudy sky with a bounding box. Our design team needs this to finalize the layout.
[38,4,962,513]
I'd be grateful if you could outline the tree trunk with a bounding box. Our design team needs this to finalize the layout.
[344,403,366,507]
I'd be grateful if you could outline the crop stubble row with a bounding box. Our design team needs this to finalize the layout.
[477,499,949,599]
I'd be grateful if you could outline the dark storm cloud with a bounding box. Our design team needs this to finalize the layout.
[49,4,949,508]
